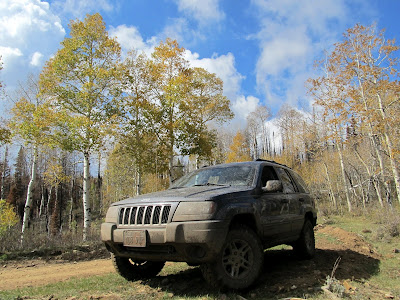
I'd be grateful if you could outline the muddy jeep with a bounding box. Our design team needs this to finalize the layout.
[101,160,317,290]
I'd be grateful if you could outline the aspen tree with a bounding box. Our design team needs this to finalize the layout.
[40,14,121,240]
[148,39,233,183]
[312,24,400,205]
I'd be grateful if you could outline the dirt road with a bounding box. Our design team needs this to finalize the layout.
[0,225,381,292]
[0,259,115,291]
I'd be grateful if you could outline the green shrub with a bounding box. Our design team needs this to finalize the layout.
[373,207,400,242]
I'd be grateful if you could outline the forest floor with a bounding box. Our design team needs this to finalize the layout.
[0,219,399,300]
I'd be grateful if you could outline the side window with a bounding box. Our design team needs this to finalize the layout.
[289,171,309,193]
[275,168,296,193]
[260,166,278,187]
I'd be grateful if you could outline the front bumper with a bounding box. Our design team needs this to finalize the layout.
[101,220,227,263]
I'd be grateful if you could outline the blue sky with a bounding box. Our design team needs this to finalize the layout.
[1,0,399,125]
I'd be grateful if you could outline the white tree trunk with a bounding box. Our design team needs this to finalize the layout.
[383,131,400,204]
[336,142,352,212]
[355,74,388,206]
[83,150,91,241]
[323,162,337,209]
[21,146,38,244]
[136,169,142,196]
[168,154,174,186]
[354,149,384,207]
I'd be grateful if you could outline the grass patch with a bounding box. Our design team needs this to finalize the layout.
[0,273,126,300]
[266,244,292,251]
[315,231,341,245]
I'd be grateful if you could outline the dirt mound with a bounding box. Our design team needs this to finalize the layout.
[315,224,380,259]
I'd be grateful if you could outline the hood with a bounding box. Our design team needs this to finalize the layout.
[111,185,251,206]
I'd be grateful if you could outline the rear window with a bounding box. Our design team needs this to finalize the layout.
[289,171,309,193]
[275,167,296,193]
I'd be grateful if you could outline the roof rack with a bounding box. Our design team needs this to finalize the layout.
[254,158,290,168]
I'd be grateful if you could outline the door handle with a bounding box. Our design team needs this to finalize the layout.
[280,199,289,204]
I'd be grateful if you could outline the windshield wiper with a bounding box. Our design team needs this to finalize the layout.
[193,183,230,187]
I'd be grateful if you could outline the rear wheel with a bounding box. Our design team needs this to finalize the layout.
[201,225,264,290]
[293,219,315,259]
[111,254,165,281]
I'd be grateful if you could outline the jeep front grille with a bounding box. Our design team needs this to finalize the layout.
[118,205,171,225]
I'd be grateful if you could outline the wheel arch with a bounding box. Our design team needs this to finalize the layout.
[229,213,260,234]
[305,211,317,227]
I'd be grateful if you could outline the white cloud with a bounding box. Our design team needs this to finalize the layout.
[185,50,257,123]
[185,51,244,100]
[30,51,43,66]
[232,95,260,120]
[251,0,350,109]
[256,28,310,79]
[161,18,206,44]
[0,47,23,69]
[168,0,224,44]
[0,0,65,88]
[109,25,157,57]
[51,0,115,19]
[174,0,225,25]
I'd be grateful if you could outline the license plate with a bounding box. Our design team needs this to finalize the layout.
[123,230,147,247]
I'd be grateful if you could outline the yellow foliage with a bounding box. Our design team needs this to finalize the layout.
[226,131,251,163]
[0,200,18,236]
[142,173,169,194]
[9,97,56,147]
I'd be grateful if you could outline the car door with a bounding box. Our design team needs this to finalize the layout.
[258,165,292,239]
[274,167,300,238]
[288,170,312,234]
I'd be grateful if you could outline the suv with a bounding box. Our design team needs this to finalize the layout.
[101,160,317,290]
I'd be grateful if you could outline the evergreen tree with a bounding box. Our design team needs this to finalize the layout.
[10,147,28,219]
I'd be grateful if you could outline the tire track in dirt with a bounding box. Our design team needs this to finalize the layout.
[0,259,115,291]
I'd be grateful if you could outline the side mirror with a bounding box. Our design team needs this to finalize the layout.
[262,180,283,193]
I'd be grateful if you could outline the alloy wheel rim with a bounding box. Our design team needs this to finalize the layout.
[222,239,254,279]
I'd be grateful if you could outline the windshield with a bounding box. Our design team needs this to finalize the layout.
[170,165,256,188]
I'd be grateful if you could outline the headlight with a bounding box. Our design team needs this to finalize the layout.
[105,206,119,223]
[172,201,217,222]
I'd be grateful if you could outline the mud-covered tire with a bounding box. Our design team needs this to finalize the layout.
[201,225,264,290]
[111,254,165,281]
[292,219,315,259]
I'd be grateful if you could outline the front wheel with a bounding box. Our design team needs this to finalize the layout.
[201,225,264,290]
[292,219,315,259]
[111,254,165,281]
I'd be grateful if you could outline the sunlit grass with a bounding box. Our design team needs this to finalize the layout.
[0,273,127,300]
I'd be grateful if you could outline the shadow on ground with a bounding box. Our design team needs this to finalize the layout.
[143,248,380,299]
